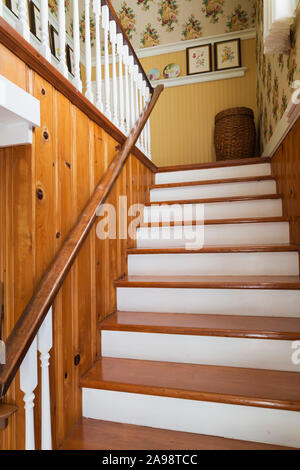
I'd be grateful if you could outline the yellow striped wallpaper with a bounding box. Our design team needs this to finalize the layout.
[141,38,257,167]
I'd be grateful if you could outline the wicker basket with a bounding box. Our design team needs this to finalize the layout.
[214,107,256,161]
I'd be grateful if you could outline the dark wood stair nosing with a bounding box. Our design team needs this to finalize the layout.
[150,175,276,190]
[138,216,290,229]
[99,311,300,341]
[157,157,271,173]
[114,275,300,290]
[145,194,283,207]
[80,357,300,413]
[127,244,300,255]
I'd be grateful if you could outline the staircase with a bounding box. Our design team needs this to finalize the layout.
[62,157,300,450]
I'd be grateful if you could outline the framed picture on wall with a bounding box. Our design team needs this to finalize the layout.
[29,1,41,41]
[66,44,74,75]
[186,44,212,75]
[214,38,241,71]
[49,25,59,59]
[5,0,19,17]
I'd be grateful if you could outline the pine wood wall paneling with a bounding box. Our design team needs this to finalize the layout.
[0,81,153,453]
[271,118,300,247]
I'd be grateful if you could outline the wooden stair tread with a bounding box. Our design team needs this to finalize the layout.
[59,418,291,450]
[115,275,300,290]
[100,311,300,340]
[145,194,282,206]
[151,175,275,190]
[80,357,300,411]
[157,157,271,173]
[127,244,300,254]
[139,217,289,228]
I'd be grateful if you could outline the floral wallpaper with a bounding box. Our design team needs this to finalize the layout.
[45,1,255,49]
[111,0,256,50]
[256,0,300,151]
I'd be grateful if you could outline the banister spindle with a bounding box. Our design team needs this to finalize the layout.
[40,0,51,61]
[117,33,125,134]
[102,4,111,120]
[93,0,103,111]
[137,73,143,148]
[0,1,3,16]
[58,0,68,77]
[141,81,147,154]
[85,0,93,102]
[20,338,38,450]
[110,20,119,127]
[17,0,30,41]
[134,65,139,133]
[123,46,131,135]
[37,308,53,450]
[129,56,135,128]
[73,0,82,91]
[146,88,152,160]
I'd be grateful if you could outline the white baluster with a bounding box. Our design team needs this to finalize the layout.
[123,46,131,135]
[73,0,82,92]
[146,88,152,160]
[85,0,93,102]
[140,80,146,152]
[110,20,118,127]
[117,33,125,134]
[129,56,135,128]
[93,0,103,111]
[0,1,3,16]
[102,4,111,120]
[17,0,30,41]
[37,308,53,450]
[20,338,38,450]
[134,65,139,133]
[58,0,68,77]
[137,73,143,148]
[40,0,51,61]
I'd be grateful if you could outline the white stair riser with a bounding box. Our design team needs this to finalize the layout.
[136,222,290,248]
[117,288,300,317]
[155,163,272,185]
[102,331,299,372]
[150,181,276,202]
[128,252,299,276]
[144,199,283,222]
[82,389,300,448]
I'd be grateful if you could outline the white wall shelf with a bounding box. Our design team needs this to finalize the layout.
[0,75,40,147]
[151,67,248,89]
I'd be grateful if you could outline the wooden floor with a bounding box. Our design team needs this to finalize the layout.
[80,357,300,411]
[60,418,290,450]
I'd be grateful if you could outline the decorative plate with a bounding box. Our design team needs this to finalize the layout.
[163,63,181,79]
[147,68,160,81]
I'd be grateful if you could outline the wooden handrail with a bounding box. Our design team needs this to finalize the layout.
[103,0,154,94]
[0,84,164,399]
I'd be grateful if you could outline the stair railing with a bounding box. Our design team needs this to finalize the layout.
[0,0,154,159]
[0,0,163,450]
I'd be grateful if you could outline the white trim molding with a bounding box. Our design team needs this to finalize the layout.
[135,29,256,60]
[91,29,256,66]
[151,67,248,89]
[263,86,300,157]
[0,74,40,147]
